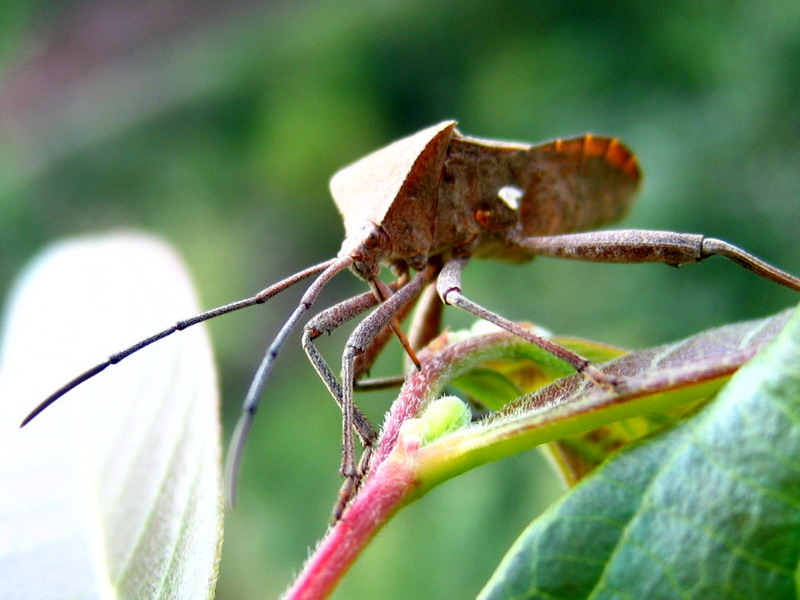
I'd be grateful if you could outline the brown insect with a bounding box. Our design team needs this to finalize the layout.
[21,120,800,517]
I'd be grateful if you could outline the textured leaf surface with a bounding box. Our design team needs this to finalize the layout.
[414,310,792,492]
[0,234,223,600]
[478,305,800,600]
[284,307,795,599]
[451,335,627,411]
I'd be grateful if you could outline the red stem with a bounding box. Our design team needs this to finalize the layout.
[282,436,418,599]
[283,331,521,599]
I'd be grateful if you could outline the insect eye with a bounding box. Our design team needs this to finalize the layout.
[364,226,389,251]
[474,209,492,229]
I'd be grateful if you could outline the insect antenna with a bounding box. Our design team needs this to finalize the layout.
[225,255,354,506]
[20,257,341,428]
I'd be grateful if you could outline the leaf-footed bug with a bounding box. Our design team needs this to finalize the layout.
[21,120,800,518]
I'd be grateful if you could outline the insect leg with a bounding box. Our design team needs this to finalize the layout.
[437,257,616,387]
[368,278,422,369]
[407,281,444,357]
[352,278,444,389]
[302,290,385,444]
[303,281,418,519]
[519,230,800,291]
[225,256,354,506]
[349,282,442,389]
[303,279,418,395]
[336,268,431,518]
[21,257,340,427]
[351,278,423,391]
[347,279,446,390]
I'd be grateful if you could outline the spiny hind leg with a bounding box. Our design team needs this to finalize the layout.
[518,230,800,291]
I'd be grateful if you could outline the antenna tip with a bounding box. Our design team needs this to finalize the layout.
[19,409,39,428]
[223,411,253,511]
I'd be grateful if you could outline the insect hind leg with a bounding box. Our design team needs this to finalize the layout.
[519,230,800,291]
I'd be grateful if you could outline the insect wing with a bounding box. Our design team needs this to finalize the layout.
[329,120,457,243]
[519,135,642,235]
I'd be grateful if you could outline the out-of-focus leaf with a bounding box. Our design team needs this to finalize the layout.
[0,234,223,600]
[478,304,800,600]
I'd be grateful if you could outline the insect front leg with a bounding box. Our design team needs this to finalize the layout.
[335,269,430,518]
[303,278,420,400]
[437,257,617,388]
[518,230,800,291]
[302,277,421,467]
[353,276,422,390]
[302,290,384,447]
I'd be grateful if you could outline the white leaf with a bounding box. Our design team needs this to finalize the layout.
[0,233,223,600]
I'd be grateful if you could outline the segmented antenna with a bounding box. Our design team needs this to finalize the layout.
[19,258,340,427]
[224,256,354,506]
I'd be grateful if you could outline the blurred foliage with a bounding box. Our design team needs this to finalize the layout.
[1,1,799,598]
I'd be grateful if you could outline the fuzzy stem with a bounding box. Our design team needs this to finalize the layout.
[283,330,563,599]
[282,423,419,599]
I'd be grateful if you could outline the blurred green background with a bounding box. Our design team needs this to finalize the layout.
[2,1,799,598]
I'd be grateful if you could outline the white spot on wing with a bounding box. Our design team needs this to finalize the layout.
[497,185,522,210]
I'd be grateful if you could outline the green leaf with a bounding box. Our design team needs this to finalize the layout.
[451,334,627,411]
[412,310,791,494]
[478,305,800,600]
[0,234,223,599]
[283,307,794,599]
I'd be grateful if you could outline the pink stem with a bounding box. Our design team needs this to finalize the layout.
[282,437,418,600]
[284,331,517,599]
